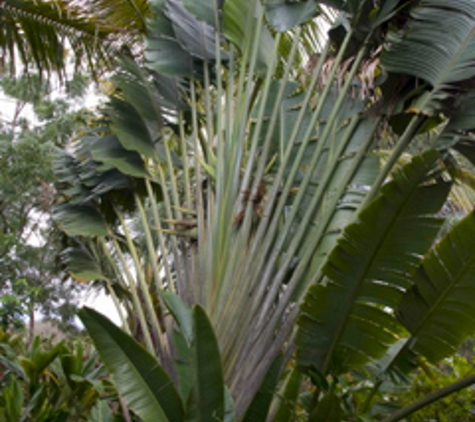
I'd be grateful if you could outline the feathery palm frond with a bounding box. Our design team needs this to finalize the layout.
[0,0,148,76]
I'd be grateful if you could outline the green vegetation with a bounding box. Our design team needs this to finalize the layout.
[3,0,475,421]
[0,330,119,421]
[0,73,93,334]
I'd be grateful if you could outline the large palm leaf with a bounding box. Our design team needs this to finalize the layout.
[0,0,148,76]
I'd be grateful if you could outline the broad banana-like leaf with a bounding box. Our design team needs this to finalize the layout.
[382,0,475,112]
[78,307,184,422]
[296,151,451,375]
[436,93,475,165]
[172,329,193,402]
[146,0,223,78]
[393,211,475,368]
[167,0,217,61]
[186,305,225,422]
[90,135,149,178]
[180,0,218,27]
[53,204,108,237]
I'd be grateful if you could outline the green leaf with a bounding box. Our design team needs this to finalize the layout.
[172,329,193,402]
[296,151,450,375]
[87,400,116,422]
[63,246,105,282]
[265,1,321,32]
[186,305,225,422]
[160,290,193,345]
[241,354,283,422]
[180,0,218,27]
[54,204,108,237]
[395,211,475,366]
[166,0,218,60]
[4,377,23,422]
[146,37,194,77]
[309,392,341,422]
[108,99,158,160]
[91,134,149,177]
[272,368,302,422]
[223,0,274,73]
[382,0,475,110]
[78,307,184,422]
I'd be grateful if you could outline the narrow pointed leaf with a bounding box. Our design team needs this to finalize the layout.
[186,305,225,422]
[272,368,302,422]
[78,307,184,422]
[160,290,193,345]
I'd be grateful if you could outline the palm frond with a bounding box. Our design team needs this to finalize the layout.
[0,0,145,76]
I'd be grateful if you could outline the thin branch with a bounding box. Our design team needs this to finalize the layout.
[382,374,475,422]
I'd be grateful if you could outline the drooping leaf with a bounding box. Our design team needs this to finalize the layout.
[166,0,218,60]
[1,0,118,77]
[54,204,108,237]
[180,0,218,28]
[79,307,184,422]
[146,37,195,77]
[186,305,225,422]
[108,99,158,160]
[394,211,475,367]
[296,151,450,375]
[91,135,149,178]
[265,1,321,32]
[382,0,475,112]
[63,246,105,282]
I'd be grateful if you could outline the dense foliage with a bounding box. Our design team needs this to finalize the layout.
[0,73,94,333]
[4,0,475,421]
[0,329,131,421]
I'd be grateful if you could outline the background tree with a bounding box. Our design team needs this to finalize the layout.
[0,72,95,336]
